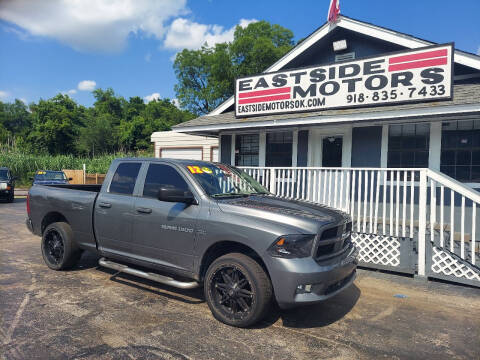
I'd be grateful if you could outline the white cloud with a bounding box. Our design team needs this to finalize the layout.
[164,18,257,50]
[67,89,77,95]
[172,98,180,108]
[0,90,9,99]
[145,52,152,62]
[144,92,161,103]
[0,0,188,52]
[77,80,96,91]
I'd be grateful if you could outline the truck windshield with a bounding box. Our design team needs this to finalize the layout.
[0,170,9,181]
[185,164,269,198]
[35,171,67,181]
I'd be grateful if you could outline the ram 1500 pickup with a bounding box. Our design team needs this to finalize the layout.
[26,158,358,327]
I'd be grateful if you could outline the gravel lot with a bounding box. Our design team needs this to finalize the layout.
[1,198,479,359]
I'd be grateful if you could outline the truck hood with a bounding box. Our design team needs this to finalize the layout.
[216,195,349,233]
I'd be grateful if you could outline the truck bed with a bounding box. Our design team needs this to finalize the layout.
[28,184,100,250]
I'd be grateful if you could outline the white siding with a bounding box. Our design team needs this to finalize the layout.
[151,131,218,161]
[211,147,219,162]
[161,148,203,160]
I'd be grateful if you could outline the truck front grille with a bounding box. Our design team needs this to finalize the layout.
[315,221,352,260]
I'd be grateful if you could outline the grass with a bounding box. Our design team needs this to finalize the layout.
[0,150,153,187]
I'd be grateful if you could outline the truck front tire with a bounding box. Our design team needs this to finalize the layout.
[204,253,272,327]
[41,222,81,270]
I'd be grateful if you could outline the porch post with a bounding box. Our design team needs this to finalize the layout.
[417,169,427,277]
[259,131,266,167]
[292,130,298,167]
[380,125,389,168]
[429,122,442,171]
[230,134,236,166]
[342,126,352,167]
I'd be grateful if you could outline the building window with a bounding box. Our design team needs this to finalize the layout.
[235,134,259,166]
[441,120,480,182]
[387,123,430,168]
[266,132,293,167]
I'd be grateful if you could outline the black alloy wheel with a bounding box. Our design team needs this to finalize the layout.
[204,253,272,327]
[41,222,81,270]
[43,228,65,265]
[210,265,254,319]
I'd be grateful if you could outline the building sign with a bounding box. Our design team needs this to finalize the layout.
[235,43,453,117]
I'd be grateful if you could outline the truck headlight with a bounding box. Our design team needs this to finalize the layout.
[267,234,316,258]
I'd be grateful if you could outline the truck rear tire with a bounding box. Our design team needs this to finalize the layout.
[204,253,272,327]
[41,222,81,270]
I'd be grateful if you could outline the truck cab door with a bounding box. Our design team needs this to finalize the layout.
[94,161,142,257]
[131,162,200,272]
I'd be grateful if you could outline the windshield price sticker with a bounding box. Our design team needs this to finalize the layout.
[187,166,213,174]
[37,171,46,175]
[235,43,453,117]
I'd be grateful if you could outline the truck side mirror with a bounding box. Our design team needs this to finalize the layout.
[157,186,196,204]
[68,177,73,181]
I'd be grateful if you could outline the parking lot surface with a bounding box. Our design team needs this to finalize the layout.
[1,199,479,359]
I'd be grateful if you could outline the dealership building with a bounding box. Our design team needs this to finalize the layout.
[173,16,480,188]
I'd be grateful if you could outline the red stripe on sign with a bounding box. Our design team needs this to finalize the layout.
[388,57,448,72]
[238,94,291,104]
[238,87,290,99]
[389,49,448,64]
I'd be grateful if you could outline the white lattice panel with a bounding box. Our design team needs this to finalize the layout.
[431,247,480,281]
[351,233,401,267]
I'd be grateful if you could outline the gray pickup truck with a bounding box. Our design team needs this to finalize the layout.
[26,158,357,327]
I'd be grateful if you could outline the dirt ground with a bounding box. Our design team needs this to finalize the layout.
[1,199,479,359]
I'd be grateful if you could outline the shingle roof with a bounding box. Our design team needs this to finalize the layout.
[174,83,480,130]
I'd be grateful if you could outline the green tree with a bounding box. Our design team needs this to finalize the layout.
[0,123,11,144]
[0,89,194,156]
[92,88,126,122]
[118,98,195,151]
[28,94,86,154]
[0,99,32,136]
[230,21,294,77]
[173,20,294,115]
[174,44,231,115]
[76,112,117,156]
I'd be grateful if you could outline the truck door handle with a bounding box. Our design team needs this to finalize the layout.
[136,207,152,214]
[98,202,112,208]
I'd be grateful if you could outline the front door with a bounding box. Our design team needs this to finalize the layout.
[322,136,343,167]
[131,162,200,272]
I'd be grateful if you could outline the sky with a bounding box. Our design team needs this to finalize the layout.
[1,0,479,107]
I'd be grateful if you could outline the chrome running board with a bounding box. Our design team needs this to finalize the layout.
[98,257,200,289]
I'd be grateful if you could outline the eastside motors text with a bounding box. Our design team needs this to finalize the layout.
[235,44,453,117]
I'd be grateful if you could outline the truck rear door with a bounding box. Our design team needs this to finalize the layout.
[94,161,142,256]
[130,162,200,272]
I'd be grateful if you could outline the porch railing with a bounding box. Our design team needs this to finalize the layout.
[240,166,480,286]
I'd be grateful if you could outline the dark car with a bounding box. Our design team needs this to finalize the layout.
[26,158,357,327]
[32,170,70,185]
[0,167,15,203]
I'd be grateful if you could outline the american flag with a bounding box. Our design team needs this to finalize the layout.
[327,0,340,23]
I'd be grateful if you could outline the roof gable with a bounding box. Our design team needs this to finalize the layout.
[209,15,480,116]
